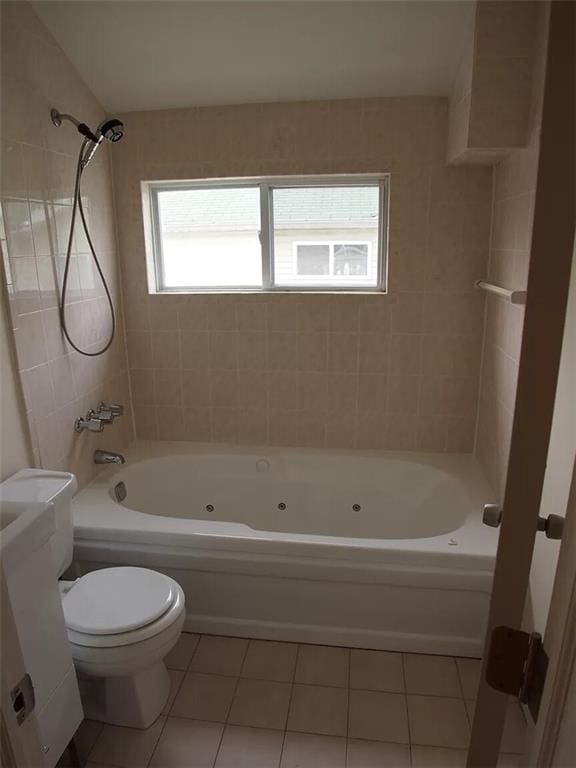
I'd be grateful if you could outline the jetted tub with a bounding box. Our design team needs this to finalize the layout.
[72,442,498,656]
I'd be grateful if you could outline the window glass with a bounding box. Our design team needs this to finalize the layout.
[156,186,262,288]
[272,185,379,288]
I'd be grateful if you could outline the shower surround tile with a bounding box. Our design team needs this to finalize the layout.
[113,97,493,453]
[0,1,133,487]
[474,3,549,500]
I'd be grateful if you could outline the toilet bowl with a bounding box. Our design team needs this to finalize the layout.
[61,566,185,729]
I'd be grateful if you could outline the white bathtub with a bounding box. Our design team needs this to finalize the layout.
[72,442,498,656]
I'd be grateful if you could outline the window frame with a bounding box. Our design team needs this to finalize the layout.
[145,174,389,294]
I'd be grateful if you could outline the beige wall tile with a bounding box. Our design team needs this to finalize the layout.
[0,1,132,487]
[475,3,547,495]
[110,93,495,451]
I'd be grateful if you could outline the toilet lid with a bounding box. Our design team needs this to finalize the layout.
[63,567,177,635]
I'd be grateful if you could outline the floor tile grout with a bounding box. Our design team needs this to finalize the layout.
[81,635,518,768]
[400,651,416,768]
[213,638,252,767]
[144,633,201,768]
[278,642,301,768]
[164,665,477,700]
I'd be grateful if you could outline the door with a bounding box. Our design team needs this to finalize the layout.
[467,3,576,766]
[529,459,576,766]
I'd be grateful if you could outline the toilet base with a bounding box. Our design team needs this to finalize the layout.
[78,661,171,729]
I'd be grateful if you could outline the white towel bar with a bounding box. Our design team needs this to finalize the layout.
[474,280,527,305]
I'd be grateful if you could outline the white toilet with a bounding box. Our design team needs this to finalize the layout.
[0,469,185,729]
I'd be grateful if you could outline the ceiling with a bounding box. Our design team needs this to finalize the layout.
[33,1,473,114]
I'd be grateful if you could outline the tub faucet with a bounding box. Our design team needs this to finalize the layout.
[94,449,126,465]
[75,409,105,433]
[97,402,124,424]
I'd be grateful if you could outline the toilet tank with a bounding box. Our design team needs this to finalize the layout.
[0,470,78,578]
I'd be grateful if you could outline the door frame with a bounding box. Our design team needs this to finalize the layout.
[529,457,576,765]
[467,2,576,765]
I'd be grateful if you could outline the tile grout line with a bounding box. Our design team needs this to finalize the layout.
[278,643,301,768]
[142,714,169,768]
[212,638,252,767]
[454,657,474,732]
[96,635,486,768]
[345,646,351,767]
[400,653,414,768]
[145,633,202,768]
[146,635,201,768]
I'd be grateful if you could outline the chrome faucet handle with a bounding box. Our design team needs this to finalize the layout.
[482,503,503,528]
[97,402,124,423]
[75,409,105,433]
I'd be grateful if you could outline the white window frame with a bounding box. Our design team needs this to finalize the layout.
[144,174,389,293]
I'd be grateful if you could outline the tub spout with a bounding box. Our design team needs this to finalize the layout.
[94,449,125,465]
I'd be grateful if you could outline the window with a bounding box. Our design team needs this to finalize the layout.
[146,176,387,292]
[294,242,370,278]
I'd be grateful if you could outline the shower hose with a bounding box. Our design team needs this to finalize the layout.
[59,136,116,357]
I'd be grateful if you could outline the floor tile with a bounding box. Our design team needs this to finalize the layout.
[456,658,482,699]
[88,716,166,768]
[171,672,237,722]
[191,635,249,676]
[295,645,350,687]
[163,670,185,715]
[280,732,346,768]
[86,764,118,768]
[412,746,468,768]
[229,678,292,730]
[149,718,223,768]
[86,764,116,768]
[411,745,468,767]
[164,632,200,670]
[347,738,411,767]
[242,640,298,682]
[408,695,470,749]
[215,725,284,767]
[350,649,404,693]
[348,689,409,744]
[464,699,526,753]
[497,754,522,767]
[404,654,461,697]
[73,719,104,764]
[288,684,348,737]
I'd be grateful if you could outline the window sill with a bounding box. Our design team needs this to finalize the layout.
[149,288,388,296]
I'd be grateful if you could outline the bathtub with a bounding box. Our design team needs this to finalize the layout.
[72,442,498,656]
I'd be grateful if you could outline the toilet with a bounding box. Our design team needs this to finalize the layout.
[0,469,185,729]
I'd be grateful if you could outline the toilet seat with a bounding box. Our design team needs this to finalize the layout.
[63,567,185,648]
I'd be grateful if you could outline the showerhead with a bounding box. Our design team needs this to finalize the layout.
[51,109,124,144]
[51,108,125,168]
[97,118,124,143]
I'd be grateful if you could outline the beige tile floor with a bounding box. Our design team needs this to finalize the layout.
[74,633,527,768]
